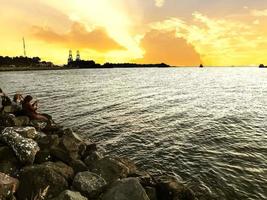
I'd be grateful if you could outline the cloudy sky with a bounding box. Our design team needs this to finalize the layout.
[1,0,267,66]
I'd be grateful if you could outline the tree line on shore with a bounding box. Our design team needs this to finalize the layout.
[0,56,54,68]
[67,60,170,68]
[0,55,170,69]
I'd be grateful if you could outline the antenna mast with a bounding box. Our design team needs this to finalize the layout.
[23,37,27,57]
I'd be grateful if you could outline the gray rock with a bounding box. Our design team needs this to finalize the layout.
[13,127,38,139]
[0,146,20,176]
[79,141,97,160]
[13,116,30,127]
[37,134,60,150]
[101,178,150,200]
[115,157,137,175]
[72,171,106,199]
[70,160,88,174]
[153,175,195,200]
[129,171,155,187]
[30,120,47,131]
[91,156,137,184]
[0,127,40,165]
[0,114,15,127]
[49,129,83,164]
[50,146,73,163]
[0,114,29,128]
[0,172,19,200]
[50,129,96,166]
[17,162,74,200]
[51,190,88,200]
[84,151,103,168]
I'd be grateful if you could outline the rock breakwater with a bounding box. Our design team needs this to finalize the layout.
[0,111,196,200]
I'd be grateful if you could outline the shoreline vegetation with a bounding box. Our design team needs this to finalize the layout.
[0,55,170,72]
[1,55,266,71]
[0,95,197,200]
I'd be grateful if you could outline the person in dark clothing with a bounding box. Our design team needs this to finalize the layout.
[22,95,48,121]
[0,88,12,112]
[12,93,24,115]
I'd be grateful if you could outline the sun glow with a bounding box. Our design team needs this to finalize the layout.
[42,0,144,63]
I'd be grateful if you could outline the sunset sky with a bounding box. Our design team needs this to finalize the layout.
[1,0,267,66]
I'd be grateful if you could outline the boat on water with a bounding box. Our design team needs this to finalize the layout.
[199,64,204,68]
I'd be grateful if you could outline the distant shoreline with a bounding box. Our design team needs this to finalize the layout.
[0,65,172,72]
[0,55,171,71]
[0,66,261,72]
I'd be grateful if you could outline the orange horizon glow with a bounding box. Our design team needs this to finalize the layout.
[1,0,267,66]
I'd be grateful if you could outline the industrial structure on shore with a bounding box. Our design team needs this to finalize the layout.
[68,50,81,64]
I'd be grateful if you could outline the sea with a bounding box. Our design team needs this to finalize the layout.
[1,67,267,200]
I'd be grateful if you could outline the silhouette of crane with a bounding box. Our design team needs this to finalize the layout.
[76,50,81,61]
[68,50,73,64]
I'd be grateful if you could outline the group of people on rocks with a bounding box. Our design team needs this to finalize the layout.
[0,87,49,122]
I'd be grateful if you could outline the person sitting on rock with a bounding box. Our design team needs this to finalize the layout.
[12,93,24,115]
[22,95,48,121]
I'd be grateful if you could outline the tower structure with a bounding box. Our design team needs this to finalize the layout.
[76,50,81,61]
[68,50,73,64]
[22,37,27,57]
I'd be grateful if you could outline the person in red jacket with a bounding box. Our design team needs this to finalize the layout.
[22,95,48,121]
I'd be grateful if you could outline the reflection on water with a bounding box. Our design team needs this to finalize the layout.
[1,68,267,200]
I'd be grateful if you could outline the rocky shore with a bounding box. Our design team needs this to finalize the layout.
[0,112,196,200]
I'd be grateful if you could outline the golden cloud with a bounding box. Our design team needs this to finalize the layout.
[31,22,125,52]
[136,30,201,66]
[150,12,267,65]
[155,0,165,7]
[251,9,267,17]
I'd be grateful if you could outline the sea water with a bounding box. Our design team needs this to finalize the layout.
[1,67,267,200]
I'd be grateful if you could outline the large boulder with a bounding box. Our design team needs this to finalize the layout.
[51,190,88,200]
[72,171,106,199]
[37,134,60,150]
[0,172,19,200]
[0,127,40,165]
[13,127,38,139]
[50,129,96,166]
[153,175,195,200]
[101,178,150,200]
[90,157,137,184]
[0,146,20,176]
[0,114,29,127]
[49,129,83,163]
[13,116,30,127]
[17,162,74,200]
